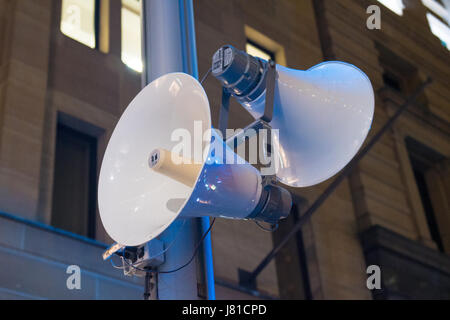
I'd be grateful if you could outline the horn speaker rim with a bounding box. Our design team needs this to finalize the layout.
[98,73,212,246]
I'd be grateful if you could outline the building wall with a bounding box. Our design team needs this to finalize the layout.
[313,0,450,299]
[0,0,142,299]
[194,0,331,299]
[0,0,448,300]
[196,0,450,299]
[0,212,143,299]
[194,0,372,299]
[0,0,51,220]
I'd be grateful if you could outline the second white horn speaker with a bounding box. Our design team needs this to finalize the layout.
[212,46,375,188]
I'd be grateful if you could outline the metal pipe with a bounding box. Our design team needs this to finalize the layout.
[245,77,433,285]
[141,0,209,300]
[142,0,184,83]
[182,0,216,300]
[200,217,216,300]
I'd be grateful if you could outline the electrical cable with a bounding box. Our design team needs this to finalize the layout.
[158,217,216,274]
[254,220,279,232]
[138,218,188,262]
[200,68,212,85]
[117,218,216,274]
[110,254,125,270]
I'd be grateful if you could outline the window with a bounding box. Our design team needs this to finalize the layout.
[426,13,450,49]
[376,43,422,97]
[122,0,143,72]
[52,123,98,239]
[405,138,447,253]
[422,0,450,50]
[377,0,405,16]
[61,0,97,48]
[244,26,287,66]
[382,72,403,92]
[246,40,274,62]
[422,0,449,23]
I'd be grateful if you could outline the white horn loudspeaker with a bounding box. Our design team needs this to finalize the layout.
[98,45,374,247]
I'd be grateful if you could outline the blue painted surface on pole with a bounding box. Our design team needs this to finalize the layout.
[180,0,216,300]
[200,216,216,300]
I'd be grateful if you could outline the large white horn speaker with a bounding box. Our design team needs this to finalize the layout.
[212,46,375,188]
[98,73,290,247]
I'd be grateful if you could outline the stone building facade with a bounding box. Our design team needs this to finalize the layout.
[0,0,448,299]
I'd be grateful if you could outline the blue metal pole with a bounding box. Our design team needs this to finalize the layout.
[200,216,216,300]
[181,0,216,301]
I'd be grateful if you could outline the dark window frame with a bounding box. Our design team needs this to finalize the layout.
[405,137,446,253]
[246,39,276,62]
[52,123,98,239]
[94,0,101,50]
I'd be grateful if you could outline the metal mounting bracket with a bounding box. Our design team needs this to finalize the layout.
[218,59,277,180]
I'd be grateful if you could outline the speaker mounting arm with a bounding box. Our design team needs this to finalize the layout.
[261,59,276,123]
[213,45,290,226]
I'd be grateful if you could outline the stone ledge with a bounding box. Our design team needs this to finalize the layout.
[0,212,143,286]
[361,225,450,299]
[0,245,143,300]
[361,225,450,273]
